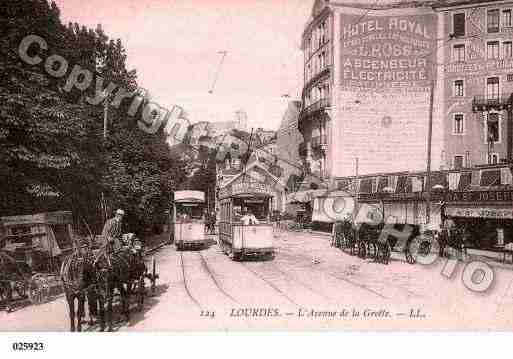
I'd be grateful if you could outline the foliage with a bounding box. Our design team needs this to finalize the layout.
[0,0,186,234]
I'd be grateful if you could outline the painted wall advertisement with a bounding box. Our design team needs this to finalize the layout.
[335,12,438,177]
[340,13,435,90]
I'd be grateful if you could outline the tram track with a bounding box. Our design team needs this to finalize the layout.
[197,251,239,304]
[239,262,300,307]
[277,249,390,299]
[179,252,202,310]
[268,262,333,302]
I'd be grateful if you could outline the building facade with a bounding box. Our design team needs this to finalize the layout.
[440,1,513,169]
[299,0,513,185]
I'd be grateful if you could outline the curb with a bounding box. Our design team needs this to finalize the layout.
[144,241,172,256]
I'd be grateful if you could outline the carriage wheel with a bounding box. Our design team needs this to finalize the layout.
[350,240,358,256]
[14,281,27,299]
[358,241,367,259]
[405,250,415,265]
[28,276,50,305]
[0,282,12,312]
[366,242,376,260]
[382,244,391,265]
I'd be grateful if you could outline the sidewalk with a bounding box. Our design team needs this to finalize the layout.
[143,232,172,255]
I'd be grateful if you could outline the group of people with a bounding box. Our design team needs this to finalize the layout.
[99,209,142,255]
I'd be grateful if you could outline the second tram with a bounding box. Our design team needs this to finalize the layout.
[172,190,207,250]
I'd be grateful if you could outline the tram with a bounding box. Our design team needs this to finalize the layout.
[172,190,207,250]
[218,183,275,261]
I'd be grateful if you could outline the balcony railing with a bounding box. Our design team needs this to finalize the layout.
[472,94,513,112]
[311,134,328,149]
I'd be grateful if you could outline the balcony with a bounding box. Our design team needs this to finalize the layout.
[311,134,328,150]
[302,66,331,99]
[298,98,331,131]
[472,94,513,112]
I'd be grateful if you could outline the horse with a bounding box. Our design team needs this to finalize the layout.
[93,246,131,332]
[60,245,98,332]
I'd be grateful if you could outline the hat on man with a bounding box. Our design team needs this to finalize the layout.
[116,209,125,216]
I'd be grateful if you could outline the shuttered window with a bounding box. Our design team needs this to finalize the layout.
[453,13,466,37]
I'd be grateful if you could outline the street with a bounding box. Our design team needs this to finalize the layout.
[2,230,513,331]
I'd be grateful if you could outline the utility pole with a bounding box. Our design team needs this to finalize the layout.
[425,79,435,224]
[101,96,108,224]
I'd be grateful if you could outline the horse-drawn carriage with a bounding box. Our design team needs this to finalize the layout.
[1,211,75,311]
[332,218,435,265]
[61,232,159,332]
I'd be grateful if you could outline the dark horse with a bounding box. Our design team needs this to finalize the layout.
[93,247,132,332]
[60,245,98,332]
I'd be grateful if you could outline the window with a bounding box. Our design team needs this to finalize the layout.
[453,13,466,37]
[488,153,499,164]
[454,156,464,169]
[488,9,500,33]
[453,44,465,62]
[453,114,465,134]
[487,77,500,100]
[487,41,500,59]
[487,113,500,143]
[454,80,464,96]
[504,41,513,58]
[508,73,513,81]
[503,9,512,28]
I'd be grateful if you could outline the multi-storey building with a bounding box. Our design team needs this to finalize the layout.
[440,1,513,169]
[298,0,513,185]
[296,1,513,243]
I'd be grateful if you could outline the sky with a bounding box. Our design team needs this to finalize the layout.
[53,0,313,130]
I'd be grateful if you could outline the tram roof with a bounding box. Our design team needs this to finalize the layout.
[173,190,205,203]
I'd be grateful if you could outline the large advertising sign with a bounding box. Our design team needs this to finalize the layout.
[341,14,435,89]
[335,11,438,176]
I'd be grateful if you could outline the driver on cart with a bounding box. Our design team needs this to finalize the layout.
[99,209,125,253]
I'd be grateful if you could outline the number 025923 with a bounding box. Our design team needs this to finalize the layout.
[12,342,45,351]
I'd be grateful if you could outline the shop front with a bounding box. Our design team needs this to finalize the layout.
[442,189,513,250]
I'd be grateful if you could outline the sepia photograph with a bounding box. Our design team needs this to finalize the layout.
[2,0,513,348]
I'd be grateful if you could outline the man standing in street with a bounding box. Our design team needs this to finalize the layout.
[100,209,125,252]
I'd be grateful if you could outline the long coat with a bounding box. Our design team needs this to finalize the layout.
[100,218,123,251]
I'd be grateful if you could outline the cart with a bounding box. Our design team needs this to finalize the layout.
[1,211,75,311]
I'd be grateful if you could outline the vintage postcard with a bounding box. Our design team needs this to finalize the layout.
[2,0,513,336]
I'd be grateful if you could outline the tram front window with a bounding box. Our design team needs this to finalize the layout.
[233,198,269,223]
[176,204,204,221]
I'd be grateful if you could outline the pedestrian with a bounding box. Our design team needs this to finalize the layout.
[100,209,125,252]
